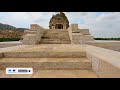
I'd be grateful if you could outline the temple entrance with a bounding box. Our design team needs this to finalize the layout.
[55,24,63,29]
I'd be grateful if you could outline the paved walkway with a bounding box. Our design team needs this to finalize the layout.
[0,70,98,78]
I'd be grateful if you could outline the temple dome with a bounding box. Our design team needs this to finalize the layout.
[49,12,69,29]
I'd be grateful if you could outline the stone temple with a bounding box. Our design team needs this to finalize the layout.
[49,12,69,29]
[0,12,120,78]
[22,12,94,45]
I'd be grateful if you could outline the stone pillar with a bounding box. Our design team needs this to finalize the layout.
[63,26,66,29]
[53,26,55,29]
[52,26,55,29]
[52,26,54,29]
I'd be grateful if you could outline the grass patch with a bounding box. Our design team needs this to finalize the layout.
[0,38,20,42]
[94,38,120,40]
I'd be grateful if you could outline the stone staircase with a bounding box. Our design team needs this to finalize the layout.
[0,44,98,78]
[0,58,91,70]
[0,45,90,70]
[0,50,90,70]
[40,29,71,44]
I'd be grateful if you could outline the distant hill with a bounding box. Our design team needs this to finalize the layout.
[0,23,28,31]
[0,23,27,38]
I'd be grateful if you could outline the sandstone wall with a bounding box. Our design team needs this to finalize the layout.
[86,45,120,78]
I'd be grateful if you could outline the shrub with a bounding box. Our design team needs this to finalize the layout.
[0,38,20,42]
[94,38,120,40]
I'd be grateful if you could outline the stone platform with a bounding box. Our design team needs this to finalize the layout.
[0,44,85,58]
[0,58,91,70]
[0,44,98,78]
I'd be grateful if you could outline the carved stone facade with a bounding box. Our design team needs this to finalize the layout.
[49,12,69,29]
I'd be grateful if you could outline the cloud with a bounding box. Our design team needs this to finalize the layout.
[82,12,120,38]
[0,12,120,38]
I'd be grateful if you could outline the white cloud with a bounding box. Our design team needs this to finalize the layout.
[82,12,120,38]
[0,12,120,38]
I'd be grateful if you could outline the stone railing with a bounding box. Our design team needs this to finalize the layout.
[22,24,45,45]
[85,45,120,78]
[36,27,45,44]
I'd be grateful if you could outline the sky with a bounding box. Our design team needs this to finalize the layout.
[0,12,120,38]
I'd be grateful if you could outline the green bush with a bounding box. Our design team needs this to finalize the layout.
[94,38,120,40]
[0,38,20,42]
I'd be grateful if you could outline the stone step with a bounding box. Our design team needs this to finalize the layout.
[41,36,70,40]
[0,58,91,70]
[40,40,71,44]
[40,39,71,44]
[43,32,69,35]
[40,36,71,44]
[40,42,70,44]
[3,51,85,58]
[41,30,71,44]
[44,30,69,34]
[40,38,70,41]
[0,70,98,78]
[43,30,69,33]
[1,44,85,58]
[43,32,69,34]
